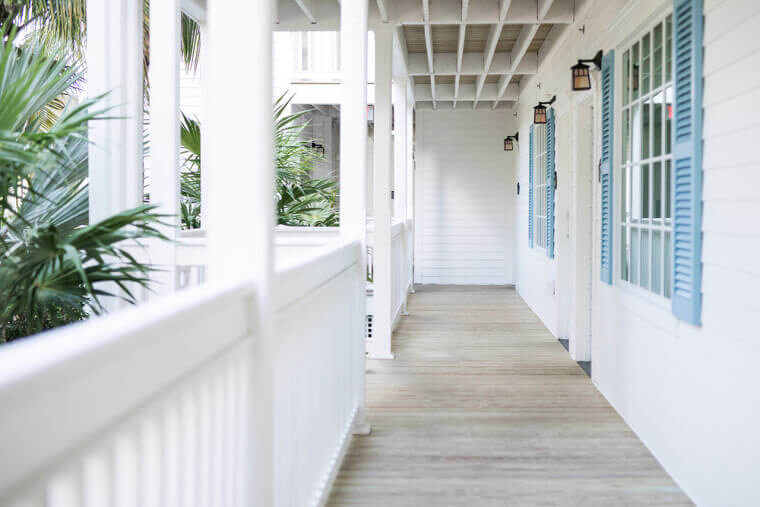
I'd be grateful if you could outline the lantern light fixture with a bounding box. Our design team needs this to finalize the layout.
[571,50,603,91]
[533,96,556,124]
[503,132,519,151]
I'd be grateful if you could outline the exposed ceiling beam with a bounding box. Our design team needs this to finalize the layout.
[376,0,388,22]
[422,0,435,108]
[293,0,316,23]
[453,0,469,108]
[473,0,511,108]
[492,23,538,108]
[273,0,575,30]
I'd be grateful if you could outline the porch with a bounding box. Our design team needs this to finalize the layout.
[329,286,689,505]
[0,0,757,505]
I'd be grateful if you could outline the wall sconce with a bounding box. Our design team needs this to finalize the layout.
[571,50,603,91]
[311,141,325,157]
[533,96,556,124]
[503,132,519,151]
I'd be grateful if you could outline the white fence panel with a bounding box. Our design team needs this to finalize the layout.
[0,240,364,507]
[0,282,254,506]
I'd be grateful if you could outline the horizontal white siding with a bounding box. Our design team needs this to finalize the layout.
[415,110,515,285]
[514,0,760,504]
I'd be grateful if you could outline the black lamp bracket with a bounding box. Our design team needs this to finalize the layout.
[538,96,557,108]
[577,50,603,70]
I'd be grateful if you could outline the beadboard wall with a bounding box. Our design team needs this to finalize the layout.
[414,110,516,285]
[512,0,760,504]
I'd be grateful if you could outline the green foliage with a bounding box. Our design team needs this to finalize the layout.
[0,30,169,342]
[178,94,339,229]
[273,94,339,227]
[180,112,201,229]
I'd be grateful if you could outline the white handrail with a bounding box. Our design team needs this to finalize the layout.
[0,279,254,502]
[0,240,364,506]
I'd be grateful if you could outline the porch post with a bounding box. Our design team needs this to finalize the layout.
[406,87,416,293]
[86,0,144,222]
[393,78,408,221]
[148,0,181,293]
[370,25,395,360]
[393,76,409,314]
[206,0,275,503]
[339,0,372,434]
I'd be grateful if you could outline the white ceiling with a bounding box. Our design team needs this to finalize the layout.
[275,0,576,110]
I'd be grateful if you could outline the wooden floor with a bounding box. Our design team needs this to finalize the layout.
[328,285,691,506]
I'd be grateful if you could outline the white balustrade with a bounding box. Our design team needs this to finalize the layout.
[0,240,364,507]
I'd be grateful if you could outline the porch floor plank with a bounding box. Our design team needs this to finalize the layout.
[328,285,691,506]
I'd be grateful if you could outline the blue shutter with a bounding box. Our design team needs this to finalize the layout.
[546,108,556,258]
[529,125,534,248]
[600,50,614,285]
[671,0,703,325]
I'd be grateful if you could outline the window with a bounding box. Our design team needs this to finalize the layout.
[533,124,548,249]
[619,13,673,298]
[293,32,340,74]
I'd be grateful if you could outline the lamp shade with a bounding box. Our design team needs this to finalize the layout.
[572,62,591,90]
[504,137,514,151]
[534,104,547,124]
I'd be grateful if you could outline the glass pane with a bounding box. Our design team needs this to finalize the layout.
[624,165,631,222]
[653,161,663,220]
[653,92,664,156]
[621,225,629,281]
[641,32,651,95]
[632,102,641,163]
[622,109,631,165]
[632,41,640,101]
[665,159,672,220]
[631,164,642,223]
[665,86,673,154]
[631,227,640,286]
[641,101,650,160]
[665,14,673,82]
[641,163,650,223]
[640,229,650,290]
[653,23,663,89]
[652,230,662,295]
[623,50,631,106]
[664,230,672,298]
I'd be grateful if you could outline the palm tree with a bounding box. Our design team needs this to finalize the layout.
[0,0,202,80]
[0,30,168,342]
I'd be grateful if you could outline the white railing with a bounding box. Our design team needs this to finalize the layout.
[0,240,364,506]
[366,218,413,334]
[174,227,341,291]
[390,220,406,328]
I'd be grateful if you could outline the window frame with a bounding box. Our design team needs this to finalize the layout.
[614,6,674,305]
[532,123,548,250]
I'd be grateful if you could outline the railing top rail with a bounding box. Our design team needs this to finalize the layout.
[274,239,361,312]
[0,280,255,496]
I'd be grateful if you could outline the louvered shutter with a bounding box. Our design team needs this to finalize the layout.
[671,0,704,325]
[546,108,556,258]
[529,125,534,248]
[599,50,614,285]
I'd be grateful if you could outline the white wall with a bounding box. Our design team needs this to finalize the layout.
[513,0,760,504]
[415,110,516,285]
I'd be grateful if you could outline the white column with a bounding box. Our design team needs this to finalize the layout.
[87,0,144,222]
[370,25,394,360]
[393,78,408,220]
[206,0,275,504]
[148,0,180,293]
[340,0,372,435]
[406,83,416,293]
